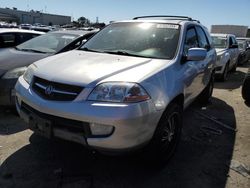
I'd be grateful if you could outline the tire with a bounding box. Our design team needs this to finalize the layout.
[141,103,183,164]
[242,69,250,102]
[199,73,214,104]
[219,63,229,81]
[231,61,237,72]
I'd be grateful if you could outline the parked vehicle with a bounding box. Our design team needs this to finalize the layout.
[0,29,44,49]
[242,67,250,103]
[0,30,97,106]
[236,38,250,64]
[211,33,240,81]
[15,16,216,161]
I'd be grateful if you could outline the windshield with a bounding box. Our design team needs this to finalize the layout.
[212,36,227,49]
[237,41,244,50]
[17,33,79,53]
[80,22,180,59]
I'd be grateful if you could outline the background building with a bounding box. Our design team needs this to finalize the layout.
[0,7,71,25]
[211,25,248,37]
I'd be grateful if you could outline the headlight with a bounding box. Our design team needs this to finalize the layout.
[2,67,27,79]
[23,64,37,84]
[87,82,150,103]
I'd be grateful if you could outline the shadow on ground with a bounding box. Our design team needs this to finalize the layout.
[0,107,27,135]
[0,97,236,188]
[214,70,246,90]
[215,61,250,90]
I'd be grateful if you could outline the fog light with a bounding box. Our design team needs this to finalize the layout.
[89,123,114,136]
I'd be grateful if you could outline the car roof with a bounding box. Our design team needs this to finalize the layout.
[236,37,250,41]
[115,15,201,25]
[50,29,99,36]
[0,28,45,34]
[211,33,235,38]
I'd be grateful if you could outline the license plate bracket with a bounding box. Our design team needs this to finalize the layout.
[29,113,52,138]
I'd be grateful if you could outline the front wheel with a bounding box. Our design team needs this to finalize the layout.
[219,63,229,82]
[198,73,214,104]
[231,61,237,72]
[142,103,183,163]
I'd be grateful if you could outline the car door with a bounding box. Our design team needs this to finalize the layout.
[182,26,203,103]
[195,26,215,89]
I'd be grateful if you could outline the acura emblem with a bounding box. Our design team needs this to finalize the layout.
[45,85,54,95]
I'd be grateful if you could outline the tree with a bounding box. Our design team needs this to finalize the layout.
[77,17,90,27]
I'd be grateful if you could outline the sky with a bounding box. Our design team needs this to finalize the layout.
[0,0,250,29]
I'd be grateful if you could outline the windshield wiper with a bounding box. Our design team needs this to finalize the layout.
[16,48,46,54]
[80,47,104,53]
[103,50,153,58]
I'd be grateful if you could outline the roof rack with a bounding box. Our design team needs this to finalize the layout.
[133,15,200,23]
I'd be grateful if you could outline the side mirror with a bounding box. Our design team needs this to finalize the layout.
[186,48,207,61]
[230,44,238,48]
[82,39,88,44]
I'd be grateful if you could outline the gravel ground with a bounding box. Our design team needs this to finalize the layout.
[0,63,249,188]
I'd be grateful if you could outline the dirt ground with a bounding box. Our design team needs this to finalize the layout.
[0,63,250,188]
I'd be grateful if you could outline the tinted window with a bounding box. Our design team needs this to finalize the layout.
[18,33,40,43]
[184,27,198,54]
[229,37,233,46]
[232,37,237,45]
[196,26,209,50]
[0,33,16,47]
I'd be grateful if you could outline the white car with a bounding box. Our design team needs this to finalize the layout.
[15,16,216,161]
[211,33,240,81]
[0,28,44,49]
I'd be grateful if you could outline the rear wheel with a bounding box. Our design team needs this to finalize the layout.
[142,103,183,164]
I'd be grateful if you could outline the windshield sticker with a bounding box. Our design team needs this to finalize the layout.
[157,24,179,29]
[61,35,76,39]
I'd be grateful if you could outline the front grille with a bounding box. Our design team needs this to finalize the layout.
[32,76,83,101]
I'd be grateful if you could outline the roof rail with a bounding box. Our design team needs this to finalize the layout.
[133,15,200,23]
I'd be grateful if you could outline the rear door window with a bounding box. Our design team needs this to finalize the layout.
[0,33,16,47]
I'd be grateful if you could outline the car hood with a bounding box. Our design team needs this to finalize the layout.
[0,48,50,72]
[34,50,168,86]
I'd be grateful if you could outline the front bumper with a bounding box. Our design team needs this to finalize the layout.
[0,78,18,106]
[15,76,163,151]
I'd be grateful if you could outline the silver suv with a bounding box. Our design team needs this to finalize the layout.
[211,34,240,81]
[15,16,216,161]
